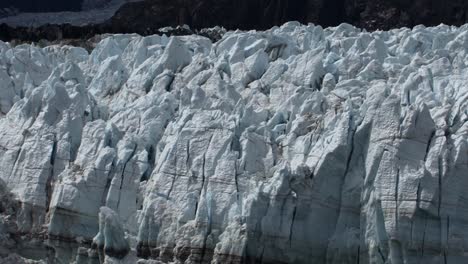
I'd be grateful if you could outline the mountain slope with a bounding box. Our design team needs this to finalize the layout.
[0,0,127,27]
[0,0,83,12]
[105,0,468,31]
[2,0,468,43]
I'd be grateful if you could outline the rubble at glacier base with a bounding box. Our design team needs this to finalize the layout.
[0,22,467,264]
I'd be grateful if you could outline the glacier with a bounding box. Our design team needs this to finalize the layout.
[0,22,467,264]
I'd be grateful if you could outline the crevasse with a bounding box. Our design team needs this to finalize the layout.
[0,22,467,263]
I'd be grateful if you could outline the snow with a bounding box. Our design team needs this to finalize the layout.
[0,22,467,263]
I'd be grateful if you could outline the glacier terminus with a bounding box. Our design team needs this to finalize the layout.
[0,22,467,263]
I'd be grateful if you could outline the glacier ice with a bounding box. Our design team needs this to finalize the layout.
[0,22,467,263]
[92,207,130,261]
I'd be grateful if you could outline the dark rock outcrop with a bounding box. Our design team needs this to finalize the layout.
[108,0,468,31]
[1,0,468,42]
[0,0,83,13]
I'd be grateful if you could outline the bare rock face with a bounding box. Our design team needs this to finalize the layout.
[0,0,83,13]
[81,0,113,11]
[2,0,468,43]
[0,22,467,263]
[109,0,468,31]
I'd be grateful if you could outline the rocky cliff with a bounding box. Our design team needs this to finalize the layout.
[106,0,468,31]
[0,0,83,13]
[0,22,467,264]
[2,0,468,43]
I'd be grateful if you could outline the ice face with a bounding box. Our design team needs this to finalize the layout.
[0,22,467,263]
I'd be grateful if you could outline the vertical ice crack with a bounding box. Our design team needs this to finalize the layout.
[258,246,266,264]
[416,181,421,209]
[199,187,213,264]
[437,155,443,217]
[193,154,206,218]
[46,136,58,213]
[395,167,400,229]
[288,205,297,247]
[141,145,155,182]
[423,131,435,162]
[356,246,360,264]
[8,130,28,182]
[186,139,191,169]
[234,162,240,203]
[166,144,181,199]
[421,215,428,257]
[199,154,207,203]
[120,144,138,190]
[377,246,386,263]
[116,144,138,209]
[446,215,450,245]
[327,113,356,257]
[101,161,116,206]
